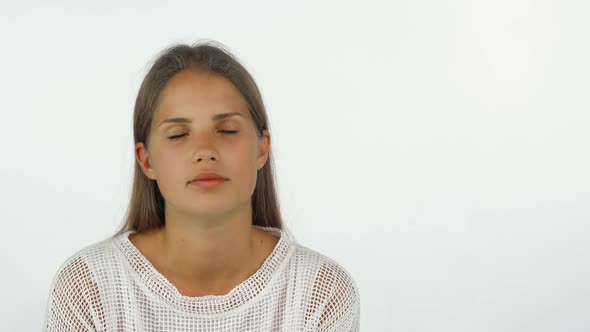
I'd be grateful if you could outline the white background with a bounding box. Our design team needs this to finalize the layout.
[1,0,589,331]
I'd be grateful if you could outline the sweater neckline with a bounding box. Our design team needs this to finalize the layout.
[114,226,290,315]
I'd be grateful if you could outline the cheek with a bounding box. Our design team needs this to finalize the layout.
[151,150,186,190]
[227,143,259,184]
[226,138,258,164]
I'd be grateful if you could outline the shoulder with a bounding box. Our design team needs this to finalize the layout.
[290,242,359,292]
[47,236,121,301]
[51,236,120,281]
[288,242,361,331]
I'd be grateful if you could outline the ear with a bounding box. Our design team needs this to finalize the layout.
[135,142,156,180]
[256,130,271,171]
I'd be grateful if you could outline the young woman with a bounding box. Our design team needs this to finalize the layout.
[44,41,360,331]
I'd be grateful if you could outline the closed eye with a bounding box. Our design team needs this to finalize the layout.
[167,130,238,141]
[168,133,187,140]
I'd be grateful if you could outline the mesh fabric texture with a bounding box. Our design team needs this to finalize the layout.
[44,226,360,331]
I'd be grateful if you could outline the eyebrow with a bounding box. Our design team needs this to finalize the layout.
[157,112,246,128]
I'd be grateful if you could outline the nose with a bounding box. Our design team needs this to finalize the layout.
[192,129,219,163]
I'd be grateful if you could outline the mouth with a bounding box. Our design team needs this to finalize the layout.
[189,178,227,188]
[188,171,228,188]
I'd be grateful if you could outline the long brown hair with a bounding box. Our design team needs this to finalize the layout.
[112,40,284,238]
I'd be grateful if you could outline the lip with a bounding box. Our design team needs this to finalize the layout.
[191,172,228,182]
[190,178,227,188]
[189,172,228,188]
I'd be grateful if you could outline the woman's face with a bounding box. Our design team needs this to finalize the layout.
[135,69,270,221]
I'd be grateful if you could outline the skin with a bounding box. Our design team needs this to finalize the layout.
[132,68,279,297]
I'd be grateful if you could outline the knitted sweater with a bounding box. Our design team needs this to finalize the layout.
[44,226,360,331]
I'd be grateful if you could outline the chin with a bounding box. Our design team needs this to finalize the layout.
[185,202,239,217]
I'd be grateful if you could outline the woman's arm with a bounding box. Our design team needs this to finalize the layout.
[307,259,361,331]
[317,265,361,332]
[44,255,101,332]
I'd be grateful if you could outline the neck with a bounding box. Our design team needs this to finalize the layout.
[157,201,259,289]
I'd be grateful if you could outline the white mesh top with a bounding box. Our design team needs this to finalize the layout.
[44,226,360,331]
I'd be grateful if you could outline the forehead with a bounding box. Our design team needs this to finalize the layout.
[154,69,251,122]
